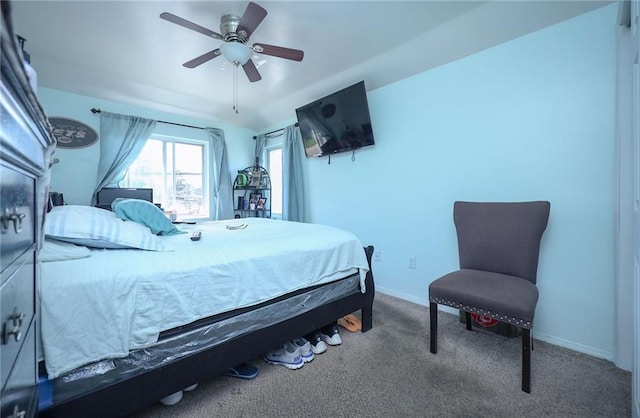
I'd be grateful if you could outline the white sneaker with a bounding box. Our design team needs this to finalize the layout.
[159,390,183,406]
[320,323,342,346]
[306,331,328,354]
[292,337,314,362]
[263,342,304,369]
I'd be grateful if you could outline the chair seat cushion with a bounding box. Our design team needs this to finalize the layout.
[429,269,539,329]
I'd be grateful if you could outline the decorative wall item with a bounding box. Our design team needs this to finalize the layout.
[49,117,98,148]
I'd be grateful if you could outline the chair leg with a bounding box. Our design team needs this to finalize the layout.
[522,328,531,393]
[430,302,438,354]
[464,311,472,330]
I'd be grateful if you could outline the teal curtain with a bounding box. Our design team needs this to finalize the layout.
[254,133,266,166]
[91,112,156,205]
[282,124,305,222]
[206,128,234,220]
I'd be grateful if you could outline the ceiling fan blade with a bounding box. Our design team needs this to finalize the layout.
[252,43,304,62]
[242,59,262,82]
[183,49,222,68]
[237,2,267,39]
[160,12,224,41]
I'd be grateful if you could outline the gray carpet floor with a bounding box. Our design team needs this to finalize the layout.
[132,293,631,417]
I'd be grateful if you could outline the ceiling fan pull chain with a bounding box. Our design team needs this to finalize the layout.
[236,65,238,114]
[233,64,239,114]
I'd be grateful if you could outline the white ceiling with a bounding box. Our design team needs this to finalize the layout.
[9,1,611,131]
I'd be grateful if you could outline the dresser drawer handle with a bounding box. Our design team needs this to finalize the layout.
[2,307,25,344]
[1,208,26,233]
[8,404,26,418]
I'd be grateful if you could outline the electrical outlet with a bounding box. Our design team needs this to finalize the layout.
[374,251,381,262]
[408,256,416,269]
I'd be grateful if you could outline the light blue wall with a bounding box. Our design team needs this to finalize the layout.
[37,88,256,206]
[301,5,617,358]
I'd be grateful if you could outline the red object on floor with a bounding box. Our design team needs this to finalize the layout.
[471,313,499,327]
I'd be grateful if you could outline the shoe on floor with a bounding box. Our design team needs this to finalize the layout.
[159,390,183,406]
[338,314,362,332]
[263,342,304,370]
[320,323,342,346]
[305,331,328,354]
[224,362,260,380]
[292,337,314,363]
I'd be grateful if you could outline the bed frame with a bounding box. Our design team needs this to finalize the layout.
[39,240,375,417]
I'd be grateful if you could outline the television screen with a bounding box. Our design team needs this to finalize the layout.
[295,81,375,158]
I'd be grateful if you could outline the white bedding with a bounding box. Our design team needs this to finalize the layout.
[39,218,369,378]
[40,238,91,262]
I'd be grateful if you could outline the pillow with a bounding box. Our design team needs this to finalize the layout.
[40,238,91,262]
[44,205,169,251]
[111,198,181,236]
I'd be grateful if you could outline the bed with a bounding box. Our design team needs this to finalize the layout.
[36,191,375,417]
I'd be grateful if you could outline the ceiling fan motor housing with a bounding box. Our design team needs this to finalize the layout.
[221,14,247,43]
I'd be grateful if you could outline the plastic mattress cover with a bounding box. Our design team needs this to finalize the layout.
[43,274,360,406]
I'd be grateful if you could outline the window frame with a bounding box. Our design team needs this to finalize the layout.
[264,139,283,220]
[121,134,211,220]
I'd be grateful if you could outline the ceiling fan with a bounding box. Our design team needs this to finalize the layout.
[160,2,304,83]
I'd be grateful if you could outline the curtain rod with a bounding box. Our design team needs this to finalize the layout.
[90,108,207,130]
[253,123,299,140]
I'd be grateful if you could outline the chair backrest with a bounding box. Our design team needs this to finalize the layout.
[453,201,550,284]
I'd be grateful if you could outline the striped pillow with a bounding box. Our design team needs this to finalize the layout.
[44,205,169,251]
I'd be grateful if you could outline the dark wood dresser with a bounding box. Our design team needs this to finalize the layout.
[1,1,55,416]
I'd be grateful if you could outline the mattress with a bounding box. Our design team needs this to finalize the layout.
[39,218,369,379]
[46,274,361,405]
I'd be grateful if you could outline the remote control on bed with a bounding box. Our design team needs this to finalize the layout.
[190,231,201,241]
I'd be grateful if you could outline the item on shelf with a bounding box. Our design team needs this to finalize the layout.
[235,172,248,187]
[248,168,262,188]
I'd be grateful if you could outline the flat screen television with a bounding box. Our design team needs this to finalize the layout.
[295,81,375,158]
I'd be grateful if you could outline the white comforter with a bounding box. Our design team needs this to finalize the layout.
[39,218,369,378]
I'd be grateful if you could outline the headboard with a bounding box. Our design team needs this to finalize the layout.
[96,188,154,210]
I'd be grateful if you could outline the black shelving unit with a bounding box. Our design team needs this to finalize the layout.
[233,163,271,218]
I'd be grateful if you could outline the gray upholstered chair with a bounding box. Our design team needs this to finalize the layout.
[429,201,550,393]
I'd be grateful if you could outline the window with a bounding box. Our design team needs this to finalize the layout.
[122,135,209,219]
[266,146,283,218]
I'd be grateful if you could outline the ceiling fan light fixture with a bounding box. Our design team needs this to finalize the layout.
[220,42,252,65]
[161,2,304,114]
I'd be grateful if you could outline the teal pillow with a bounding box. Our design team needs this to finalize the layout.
[112,198,181,236]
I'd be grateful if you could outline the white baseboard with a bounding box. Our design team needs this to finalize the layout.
[375,287,616,364]
[375,286,429,307]
[532,332,614,363]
